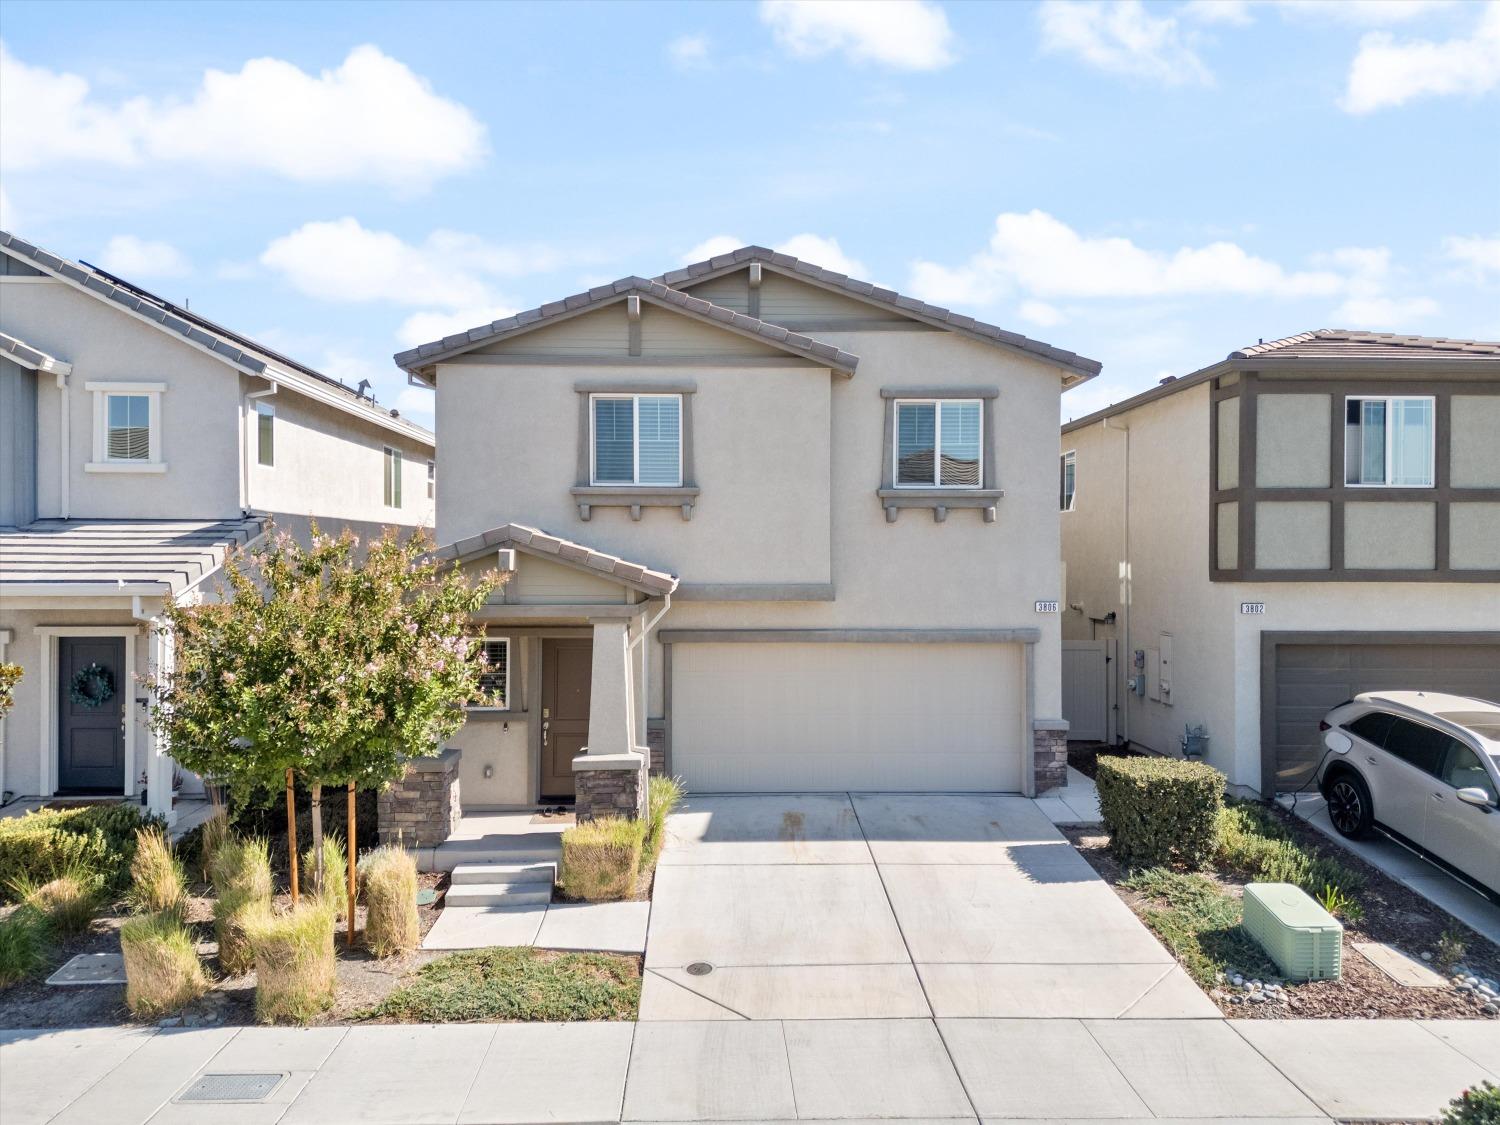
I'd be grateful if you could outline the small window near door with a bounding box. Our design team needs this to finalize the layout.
[256,402,275,467]
[383,447,403,508]
[426,459,435,500]
[894,399,981,488]
[471,638,510,710]
[1344,396,1434,487]
[1060,450,1077,512]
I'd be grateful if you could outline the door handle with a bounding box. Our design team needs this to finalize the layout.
[1366,756,1377,765]
[1431,792,1445,801]
[542,721,549,747]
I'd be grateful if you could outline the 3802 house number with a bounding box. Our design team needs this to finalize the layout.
[1034,600,1060,613]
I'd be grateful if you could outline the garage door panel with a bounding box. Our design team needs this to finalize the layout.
[671,643,1022,792]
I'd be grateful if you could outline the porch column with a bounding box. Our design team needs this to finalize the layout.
[573,618,648,821]
[144,617,176,827]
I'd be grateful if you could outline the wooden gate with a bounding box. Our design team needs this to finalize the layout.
[1061,639,1111,743]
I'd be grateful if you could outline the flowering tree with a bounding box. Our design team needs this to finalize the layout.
[0,662,21,720]
[146,525,500,894]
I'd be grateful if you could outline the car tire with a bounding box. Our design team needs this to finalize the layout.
[1325,770,1374,839]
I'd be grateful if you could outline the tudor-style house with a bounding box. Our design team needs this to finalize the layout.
[1059,330,1500,797]
[0,231,435,823]
[398,245,1101,820]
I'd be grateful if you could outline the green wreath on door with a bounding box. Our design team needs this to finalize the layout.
[68,662,116,709]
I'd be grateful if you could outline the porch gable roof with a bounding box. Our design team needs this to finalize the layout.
[434,522,678,597]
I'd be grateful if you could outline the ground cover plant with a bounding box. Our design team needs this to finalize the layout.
[0,804,165,902]
[372,946,640,1022]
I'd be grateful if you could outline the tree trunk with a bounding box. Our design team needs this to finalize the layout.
[310,781,324,897]
[285,768,300,905]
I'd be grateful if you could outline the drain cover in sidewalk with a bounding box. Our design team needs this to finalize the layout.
[46,953,126,986]
[177,1073,287,1103]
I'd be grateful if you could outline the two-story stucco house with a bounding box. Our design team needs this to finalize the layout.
[1059,330,1500,798]
[0,231,435,822]
[397,245,1101,819]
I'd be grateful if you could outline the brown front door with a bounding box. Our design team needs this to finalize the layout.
[58,636,127,793]
[541,638,592,800]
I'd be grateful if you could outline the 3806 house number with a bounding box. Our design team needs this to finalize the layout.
[1034,600,1060,613]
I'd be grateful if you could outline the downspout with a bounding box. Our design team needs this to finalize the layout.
[1103,416,1130,746]
[56,368,70,519]
[0,628,10,804]
[629,593,672,751]
[241,383,278,512]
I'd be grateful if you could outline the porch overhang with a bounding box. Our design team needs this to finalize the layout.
[431,521,679,598]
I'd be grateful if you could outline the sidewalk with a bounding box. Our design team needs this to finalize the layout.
[2,1016,1494,1123]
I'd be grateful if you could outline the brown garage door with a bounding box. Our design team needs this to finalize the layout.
[1269,637,1500,794]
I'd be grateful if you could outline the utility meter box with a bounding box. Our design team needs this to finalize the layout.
[1242,882,1342,981]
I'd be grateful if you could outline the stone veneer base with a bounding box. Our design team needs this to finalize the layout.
[574,755,648,823]
[1033,721,1070,795]
[378,747,462,848]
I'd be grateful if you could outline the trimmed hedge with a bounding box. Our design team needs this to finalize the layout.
[1096,755,1224,869]
[0,805,166,902]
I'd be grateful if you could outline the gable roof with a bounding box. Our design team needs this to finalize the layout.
[1063,327,1500,433]
[0,231,433,448]
[657,244,1102,386]
[432,521,678,596]
[394,276,859,379]
[1,330,71,377]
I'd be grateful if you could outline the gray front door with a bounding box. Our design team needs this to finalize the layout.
[58,636,127,792]
[541,638,592,800]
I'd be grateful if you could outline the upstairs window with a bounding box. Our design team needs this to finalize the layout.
[87,382,165,473]
[256,401,275,467]
[107,395,151,460]
[472,637,510,710]
[591,393,682,486]
[383,446,403,508]
[1060,450,1077,512]
[894,399,981,488]
[1345,396,1434,487]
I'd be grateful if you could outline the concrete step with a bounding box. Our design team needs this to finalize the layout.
[450,862,556,886]
[427,834,562,872]
[444,882,553,908]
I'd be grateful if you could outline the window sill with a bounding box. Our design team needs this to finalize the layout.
[877,487,1004,523]
[570,486,700,522]
[85,461,167,474]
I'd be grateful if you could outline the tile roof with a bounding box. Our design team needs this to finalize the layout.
[394,277,859,375]
[433,522,678,596]
[0,231,433,446]
[1232,329,1500,360]
[0,517,267,597]
[0,331,70,376]
[657,244,1102,383]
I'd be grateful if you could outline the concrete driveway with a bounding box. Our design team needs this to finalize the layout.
[641,792,1217,1021]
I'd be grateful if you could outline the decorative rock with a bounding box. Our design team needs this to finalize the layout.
[1421,951,1433,961]
[157,1017,181,1027]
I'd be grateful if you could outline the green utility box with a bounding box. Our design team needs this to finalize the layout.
[1242,882,1343,981]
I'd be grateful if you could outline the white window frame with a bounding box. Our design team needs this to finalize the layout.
[383,446,403,508]
[589,392,683,487]
[1061,449,1077,512]
[426,458,436,500]
[85,382,166,473]
[470,636,512,711]
[255,401,276,468]
[1343,394,1436,489]
[892,398,983,490]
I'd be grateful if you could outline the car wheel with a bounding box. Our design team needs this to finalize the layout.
[1326,771,1373,839]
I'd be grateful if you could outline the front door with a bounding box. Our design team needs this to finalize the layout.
[541,638,592,800]
[58,636,127,793]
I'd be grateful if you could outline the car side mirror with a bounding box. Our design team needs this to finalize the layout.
[1455,787,1494,809]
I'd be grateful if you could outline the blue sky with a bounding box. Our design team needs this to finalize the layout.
[2,0,1497,427]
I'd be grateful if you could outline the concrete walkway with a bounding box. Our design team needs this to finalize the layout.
[2,1017,1494,1123]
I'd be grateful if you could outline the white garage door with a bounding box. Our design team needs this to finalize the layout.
[670,642,1024,792]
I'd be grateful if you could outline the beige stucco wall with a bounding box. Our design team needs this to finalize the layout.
[1255,502,1331,570]
[1451,503,1500,569]
[1344,502,1435,569]
[1255,394,1330,488]
[1451,396,1500,487]
[1216,397,1239,490]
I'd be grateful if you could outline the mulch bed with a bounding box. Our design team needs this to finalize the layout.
[1067,802,1500,1021]
[1066,742,1144,780]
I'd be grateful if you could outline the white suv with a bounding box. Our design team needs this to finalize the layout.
[1317,691,1500,899]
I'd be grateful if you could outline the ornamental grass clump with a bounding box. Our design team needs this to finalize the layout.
[14,867,101,937]
[210,836,273,975]
[196,804,231,883]
[0,907,49,988]
[561,816,644,902]
[119,911,208,1017]
[1096,755,1224,870]
[128,827,186,916]
[360,845,419,958]
[644,775,685,866]
[303,834,349,919]
[243,901,337,1024]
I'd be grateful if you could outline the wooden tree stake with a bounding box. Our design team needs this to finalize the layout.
[286,767,300,905]
[347,781,357,949]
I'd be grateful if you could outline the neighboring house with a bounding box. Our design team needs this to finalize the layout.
[0,231,435,822]
[1059,330,1500,797]
[397,245,1100,819]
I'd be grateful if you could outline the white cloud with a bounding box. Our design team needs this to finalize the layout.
[680,233,868,278]
[0,43,485,192]
[396,306,520,350]
[759,0,955,71]
[667,34,712,70]
[1018,299,1066,327]
[1180,1,1457,26]
[1443,234,1500,279]
[1342,1,1500,113]
[1332,294,1440,326]
[1038,0,1212,85]
[98,235,191,278]
[1178,0,1254,26]
[679,235,747,264]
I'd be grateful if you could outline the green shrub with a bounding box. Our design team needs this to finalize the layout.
[0,907,49,987]
[376,946,640,1022]
[243,902,336,1024]
[0,804,165,902]
[120,911,208,1017]
[359,846,419,958]
[14,868,101,937]
[128,828,186,916]
[1442,1080,1500,1125]
[1216,802,1364,903]
[303,835,350,919]
[561,817,644,902]
[1120,866,1279,988]
[1096,756,1224,869]
[211,837,273,975]
[644,776,685,864]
